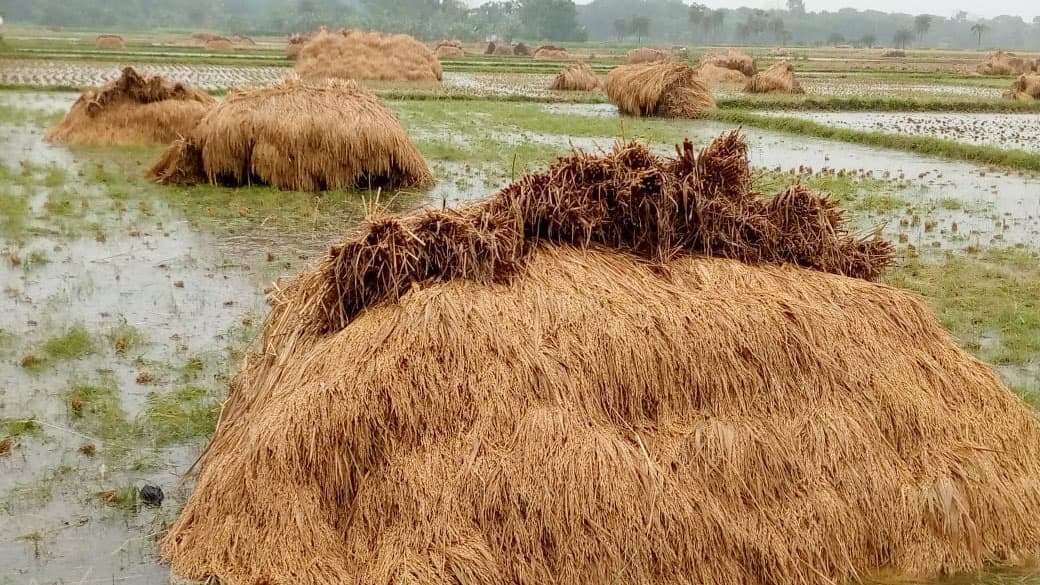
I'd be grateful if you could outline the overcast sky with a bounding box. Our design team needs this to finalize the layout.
[461,1,1037,21]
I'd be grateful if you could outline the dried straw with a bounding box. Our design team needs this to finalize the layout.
[436,45,465,59]
[744,61,804,94]
[149,77,432,192]
[493,43,515,56]
[295,29,442,82]
[46,66,213,146]
[977,51,1036,76]
[697,62,748,85]
[513,42,531,56]
[627,47,667,64]
[205,38,234,50]
[1005,73,1040,99]
[191,31,222,42]
[605,61,716,118]
[164,132,1040,585]
[534,45,570,60]
[95,34,125,49]
[701,49,757,77]
[550,62,599,91]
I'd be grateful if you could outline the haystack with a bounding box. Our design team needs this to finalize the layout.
[232,34,256,46]
[149,78,432,192]
[191,31,221,42]
[493,42,515,56]
[287,33,309,60]
[436,45,465,59]
[95,34,125,49]
[294,29,442,82]
[604,61,715,118]
[163,131,1040,585]
[697,62,748,85]
[627,47,667,64]
[484,41,497,55]
[534,45,570,60]
[205,38,234,50]
[550,62,598,91]
[881,49,906,57]
[701,49,757,77]
[1005,73,1040,99]
[977,51,1035,75]
[744,60,804,94]
[513,42,531,56]
[46,67,213,146]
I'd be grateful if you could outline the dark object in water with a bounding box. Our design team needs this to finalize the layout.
[140,484,164,507]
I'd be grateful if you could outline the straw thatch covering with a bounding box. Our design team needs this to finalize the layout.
[149,78,432,192]
[977,51,1037,76]
[205,38,234,50]
[744,61,804,94]
[627,47,668,64]
[1005,73,1040,99]
[513,42,531,56]
[605,61,716,118]
[95,34,125,49]
[436,45,465,59]
[46,67,213,146]
[697,62,749,85]
[294,29,442,82]
[550,62,599,91]
[534,45,570,60]
[701,49,757,77]
[162,131,1040,585]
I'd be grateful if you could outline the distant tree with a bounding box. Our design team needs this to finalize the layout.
[630,15,650,43]
[914,14,932,44]
[787,0,805,15]
[518,0,584,41]
[955,11,968,23]
[860,33,877,48]
[707,9,726,42]
[688,3,707,27]
[970,22,990,46]
[769,17,787,43]
[614,17,629,41]
[893,28,913,49]
[826,32,845,45]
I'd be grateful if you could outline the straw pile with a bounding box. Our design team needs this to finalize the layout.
[191,31,221,42]
[436,45,465,58]
[881,49,906,57]
[605,61,716,118]
[627,47,667,64]
[1005,73,1040,99]
[232,34,256,46]
[205,38,234,50]
[287,33,310,59]
[149,78,432,192]
[493,42,515,56]
[534,45,570,60]
[295,29,442,82]
[513,42,531,56]
[550,62,599,91]
[46,67,213,146]
[484,41,497,55]
[163,131,1040,585]
[744,61,804,94]
[697,62,748,85]
[977,51,1037,75]
[95,34,125,49]
[701,49,757,77]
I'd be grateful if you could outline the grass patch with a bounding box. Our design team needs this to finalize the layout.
[3,417,41,438]
[0,187,31,238]
[709,110,1040,173]
[717,96,1040,113]
[108,319,146,355]
[65,381,132,442]
[43,324,95,360]
[144,385,221,445]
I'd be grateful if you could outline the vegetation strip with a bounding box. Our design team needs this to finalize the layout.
[710,110,1040,172]
[718,96,1040,113]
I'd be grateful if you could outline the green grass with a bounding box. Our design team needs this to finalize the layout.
[65,381,132,442]
[710,110,1040,172]
[43,325,95,360]
[144,385,221,445]
[0,188,31,238]
[108,320,146,355]
[3,417,41,438]
[717,96,1040,113]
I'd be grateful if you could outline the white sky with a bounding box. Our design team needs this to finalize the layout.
[460,1,1038,21]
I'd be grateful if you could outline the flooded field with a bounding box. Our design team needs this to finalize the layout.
[1,85,1038,584]
[764,111,1040,151]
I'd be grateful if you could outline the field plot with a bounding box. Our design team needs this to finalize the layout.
[0,59,287,90]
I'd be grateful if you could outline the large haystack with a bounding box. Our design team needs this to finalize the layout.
[1005,73,1040,99]
[149,78,432,192]
[977,50,1036,76]
[744,60,804,94]
[627,47,667,64]
[697,62,749,85]
[604,61,715,118]
[163,132,1040,585]
[205,37,234,50]
[701,49,757,77]
[550,62,599,91]
[46,67,213,146]
[534,45,570,60]
[95,34,125,49]
[294,29,442,82]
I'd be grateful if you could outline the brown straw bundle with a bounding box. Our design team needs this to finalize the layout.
[605,61,716,118]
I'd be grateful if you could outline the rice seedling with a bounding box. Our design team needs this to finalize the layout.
[43,325,96,361]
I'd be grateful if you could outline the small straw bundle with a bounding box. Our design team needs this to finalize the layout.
[1005,73,1040,99]
[550,62,599,91]
[205,37,234,50]
[95,34,126,49]
[534,45,570,60]
[701,49,757,76]
[626,47,668,64]
[977,51,1036,76]
[744,61,804,94]
[605,61,716,118]
[697,62,749,85]
[295,29,442,82]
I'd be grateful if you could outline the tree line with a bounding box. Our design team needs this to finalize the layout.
[2,0,1038,49]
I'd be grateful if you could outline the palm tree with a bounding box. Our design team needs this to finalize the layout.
[913,14,932,45]
[893,28,913,50]
[970,22,990,47]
